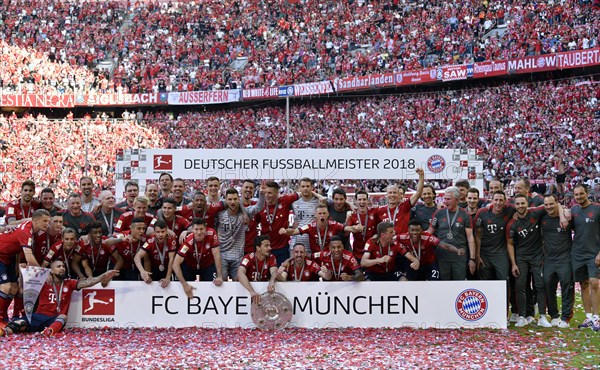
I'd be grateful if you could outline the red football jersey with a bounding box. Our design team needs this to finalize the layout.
[299,220,346,254]
[0,221,34,264]
[347,209,379,260]
[376,201,412,235]
[363,236,400,274]
[283,259,321,281]
[178,202,224,229]
[36,279,78,316]
[396,232,440,266]
[33,230,61,265]
[258,193,299,250]
[112,231,146,270]
[142,235,177,270]
[177,229,219,270]
[150,216,190,238]
[313,250,360,281]
[75,237,115,274]
[240,252,277,282]
[114,212,154,233]
[5,200,38,221]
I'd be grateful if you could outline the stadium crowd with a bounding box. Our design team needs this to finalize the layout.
[1,77,598,202]
[1,0,599,93]
[0,112,163,201]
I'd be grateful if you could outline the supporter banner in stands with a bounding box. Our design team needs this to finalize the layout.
[241,87,279,100]
[556,48,600,69]
[507,54,559,74]
[472,60,508,78]
[66,281,506,329]
[436,65,469,82]
[168,89,241,105]
[293,81,335,96]
[76,93,169,106]
[0,94,75,108]
[395,69,438,86]
[115,148,484,199]
[333,73,395,92]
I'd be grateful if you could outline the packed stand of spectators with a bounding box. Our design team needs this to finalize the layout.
[0,0,127,94]
[0,77,598,202]
[1,0,599,94]
[0,112,163,202]
[115,0,600,91]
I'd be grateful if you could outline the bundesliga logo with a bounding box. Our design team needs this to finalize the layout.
[455,289,488,321]
[154,154,173,170]
[82,289,115,316]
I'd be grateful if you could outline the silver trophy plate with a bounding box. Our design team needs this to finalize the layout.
[251,292,293,330]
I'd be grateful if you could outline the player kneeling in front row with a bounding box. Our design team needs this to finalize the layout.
[397,220,465,281]
[276,243,332,282]
[238,235,278,304]
[314,236,365,281]
[1,261,118,337]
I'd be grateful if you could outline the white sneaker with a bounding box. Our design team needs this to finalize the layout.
[550,318,561,327]
[515,316,529,327]
[557,320,570,328]
[509,313,519,323]
[526,316,536,325]
[538,316,552,328]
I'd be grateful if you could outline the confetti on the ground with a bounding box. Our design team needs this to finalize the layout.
[0,326,591,369]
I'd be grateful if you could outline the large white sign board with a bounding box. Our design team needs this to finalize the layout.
[67,281,506,329]
[115,149,484,199]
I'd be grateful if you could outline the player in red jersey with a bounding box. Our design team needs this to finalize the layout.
[178,191,224,228]
[361,221,403,281]
[238,235,278,304]
[276,243,331,282]
[148,198,192,242]
[0,260,118,337]
[347,190,379,263]
[42,228,79,279]
[72,221,123,279]
[313,236,364,282]
[376,168,425,235]
[280,204,360,255]
[110,218,147,280]
[114,196,155,233]
[0,209,50,323]
[173,218,224,298]
[32,212,64,265]
[5,180,39,226]
[259,181,324,265]
[134,220,177,287]
[397,220,464,281]
[258,181,299,265]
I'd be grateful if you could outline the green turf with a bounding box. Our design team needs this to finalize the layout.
[511,292,600,368]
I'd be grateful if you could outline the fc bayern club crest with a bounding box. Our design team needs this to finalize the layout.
[455,289,488,321]
[427,155,446,173]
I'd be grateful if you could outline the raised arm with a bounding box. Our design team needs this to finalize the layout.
[409,168,425,206]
